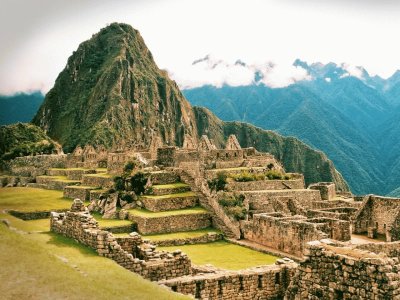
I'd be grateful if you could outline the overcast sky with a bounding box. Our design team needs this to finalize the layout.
[1,0,400,94]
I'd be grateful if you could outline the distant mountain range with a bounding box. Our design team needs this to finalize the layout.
[0,92,44,125]
[183,59,400,196]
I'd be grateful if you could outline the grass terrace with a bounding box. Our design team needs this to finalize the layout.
[92,212,133,228]
[127,207,208,218]
[158,241,279,270]
[0,220,185,299]
[0,187,72,212]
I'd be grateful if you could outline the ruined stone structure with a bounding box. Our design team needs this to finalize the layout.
[354,195,400,242]
[51,199,192,281]
[286,239,400,299]
[308,182,336,200]
[5,133,400,299]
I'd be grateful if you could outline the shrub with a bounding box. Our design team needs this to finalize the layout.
[113,176,126,191]
[123,161,136,174]
[120,193,134,203]
[218,193,247,221]
[225,206,247,221]
[208,171,228,192]
[231,171,255,182]
[130,172,148,195]
[265,170,283,180]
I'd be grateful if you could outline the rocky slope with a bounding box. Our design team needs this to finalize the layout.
[32,23,348,191]
[33,23,197,152]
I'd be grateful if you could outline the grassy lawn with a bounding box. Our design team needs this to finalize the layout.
[141,191,196,199]
[0,187,72,212]
[158,241,279,270]
[128,207,208,218]
[142,228,221,241]
[67,185,97,189]
[0,220,186,299]
[152,183,189,189]
[92,212,133,227]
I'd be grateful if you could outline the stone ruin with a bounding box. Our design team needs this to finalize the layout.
[4,133,400,299]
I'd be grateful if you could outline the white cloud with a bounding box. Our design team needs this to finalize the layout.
[1,0,400,94]
[168,55,311,89]
[341,63,364,79]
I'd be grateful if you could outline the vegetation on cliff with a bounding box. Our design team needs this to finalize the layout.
[0,123,59,161]
[33,23,197,153]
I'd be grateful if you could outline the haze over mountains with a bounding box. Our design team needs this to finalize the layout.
[184,59,400,196]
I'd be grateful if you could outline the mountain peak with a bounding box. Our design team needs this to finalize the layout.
[33,23,196,152]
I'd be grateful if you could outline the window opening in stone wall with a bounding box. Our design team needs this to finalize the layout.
[239,276,244,291]
[258,275,263,288]
[275,273,280,284]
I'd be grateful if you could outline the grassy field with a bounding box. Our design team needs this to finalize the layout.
[0,187,185,299]
[0,187,72,212]
[158,241,279,270]
[128,207,208,218]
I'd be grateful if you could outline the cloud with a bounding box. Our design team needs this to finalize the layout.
[168,55,311,89]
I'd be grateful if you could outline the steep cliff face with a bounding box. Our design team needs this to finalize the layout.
[33,23,349,191]
[33,23,197,152]
[194,107,349,190]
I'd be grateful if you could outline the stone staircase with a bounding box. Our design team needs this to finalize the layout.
[125,170,219,243]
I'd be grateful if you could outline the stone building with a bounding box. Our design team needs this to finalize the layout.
[354,195,400,241]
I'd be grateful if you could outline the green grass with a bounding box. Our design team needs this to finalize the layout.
[92,213,133,227]
[0,187,72,212]
[67,185,97,189]
[152,183,189,189]
[0,220,186,299]
[128,207,208,218]
[141,191,196,199]
[142,228,221,241]
[37,175,80,183]
[158,241,279,270]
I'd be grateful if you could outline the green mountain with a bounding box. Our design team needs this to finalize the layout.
[32,23,348,190]
[0,92,44,125]
[183,62,400,195]
[0,123,59,161]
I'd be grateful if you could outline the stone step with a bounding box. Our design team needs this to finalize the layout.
[81,173,114,189]
[149,183,191,196]
[140,192,199,212]
[127,207,212,235]
[64,185,99,201]
[93,213,136,234]
[36,176,81,190]
[46,168,96,180]
[148,171,181,185]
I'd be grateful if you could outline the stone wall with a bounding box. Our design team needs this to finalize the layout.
[308,182,336,200]
[9,209,67,220]
[227,179,304,192]
[159,262,297,300]
[244,189,321,212]
[128,212,212,235]
[141,194,199,212]
[243,213,350,257]
[81,174,114,188]
[5,154,67,177]
[50,202,191,281]
[151,232,223,247]
[286,240,400,299]
[354,195,400,241]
